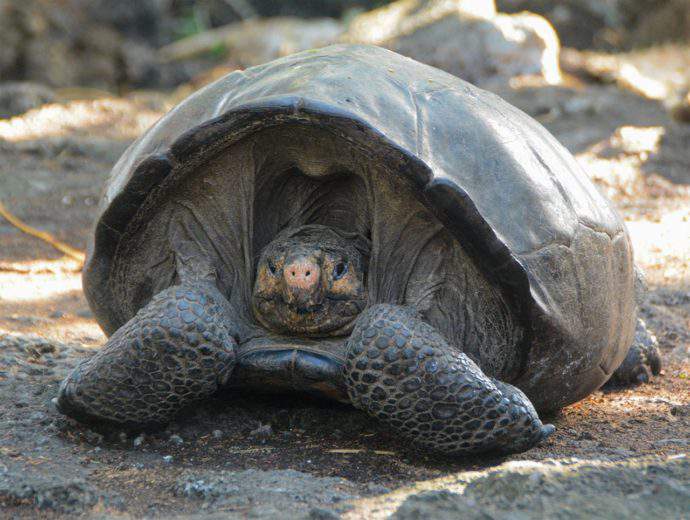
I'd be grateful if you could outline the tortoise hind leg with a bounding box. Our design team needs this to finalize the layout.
[605,318,661,387]
[344,304,553,455]
[56,283,238,427]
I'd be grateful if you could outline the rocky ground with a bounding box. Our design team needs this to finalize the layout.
[1,47,689,518]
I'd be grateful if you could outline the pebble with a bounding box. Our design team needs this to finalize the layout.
[35,435,50,446]
[309,507,339,520]
[162,455,174,464]
[365,483,391,494]
[133,434,145,448]
[169,434,184,445]
[249,423,273,439]
[212,429,223,439]
[29,411,48,422]
[84,430,104,445]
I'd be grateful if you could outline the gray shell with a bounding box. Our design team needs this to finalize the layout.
[85,44,636,411]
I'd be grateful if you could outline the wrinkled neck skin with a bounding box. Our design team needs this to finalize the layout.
[251,224,370,338]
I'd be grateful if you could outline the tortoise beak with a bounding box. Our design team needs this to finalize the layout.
[282,256,323,310]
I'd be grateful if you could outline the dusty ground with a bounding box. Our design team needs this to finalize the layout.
[0,52,688,518]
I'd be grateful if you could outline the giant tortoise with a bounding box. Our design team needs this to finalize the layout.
[56,45,659,454]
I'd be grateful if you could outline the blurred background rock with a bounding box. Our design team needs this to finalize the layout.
[0,0,386,92]
[1,0,687,94]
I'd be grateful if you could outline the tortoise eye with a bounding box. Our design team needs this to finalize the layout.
[333,261,348,280]
[266,258,278,276]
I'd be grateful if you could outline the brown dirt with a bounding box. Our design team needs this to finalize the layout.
[0,61,688,518]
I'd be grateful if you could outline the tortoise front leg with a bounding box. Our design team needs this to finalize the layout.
[56,283,238,427]
[344,304,553,455]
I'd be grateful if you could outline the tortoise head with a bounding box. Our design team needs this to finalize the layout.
[252,225,369,337]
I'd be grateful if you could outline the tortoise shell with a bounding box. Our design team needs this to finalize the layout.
[84,44,636,412]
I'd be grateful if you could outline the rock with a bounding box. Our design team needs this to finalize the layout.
[618,0,690,48]
[366,483,392,494]
[343,0,560,88]
[0,471,119,513]
[250,423,274,439]
[174,469,358,518]
[393,489,462,519]
[168,434,184,445]
[83,430,104,445]
[158,17,343,68]
[668,90,690,124]
[498,0,690,50]
[82,0,164,43]
[497,0,623,49]
[0,0,186,90]
[393,456,690,519]
[0,82,56,119]
[309,507,341,519]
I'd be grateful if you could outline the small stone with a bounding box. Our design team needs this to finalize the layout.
[35,435,50,446]
[84,430,104,445]
[169,434,184,445]
[29,411,47,422]
[162,455,174,464]
[250,423,273,439]
[212,429,223,439]
[133,434,145,448]
[309,507,339,519]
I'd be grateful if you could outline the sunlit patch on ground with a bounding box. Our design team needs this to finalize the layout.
[0,98,163,142]
[570,44,690,101]
[627,208,690,285]
[0,259,104,346]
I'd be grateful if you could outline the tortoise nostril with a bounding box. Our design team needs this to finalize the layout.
[285,260,319,288]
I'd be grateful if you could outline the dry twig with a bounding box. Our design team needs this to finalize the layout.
[0,200,85,264]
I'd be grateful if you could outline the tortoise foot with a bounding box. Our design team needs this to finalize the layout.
[606,318,661,387]
[56,284,237,427]
[344,304,552,455]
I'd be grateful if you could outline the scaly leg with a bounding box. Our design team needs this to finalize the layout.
[606,318,661,386]
[344,304,553,455]
[56,283,238,427]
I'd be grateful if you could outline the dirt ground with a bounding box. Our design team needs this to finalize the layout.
[0,51,688,518]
